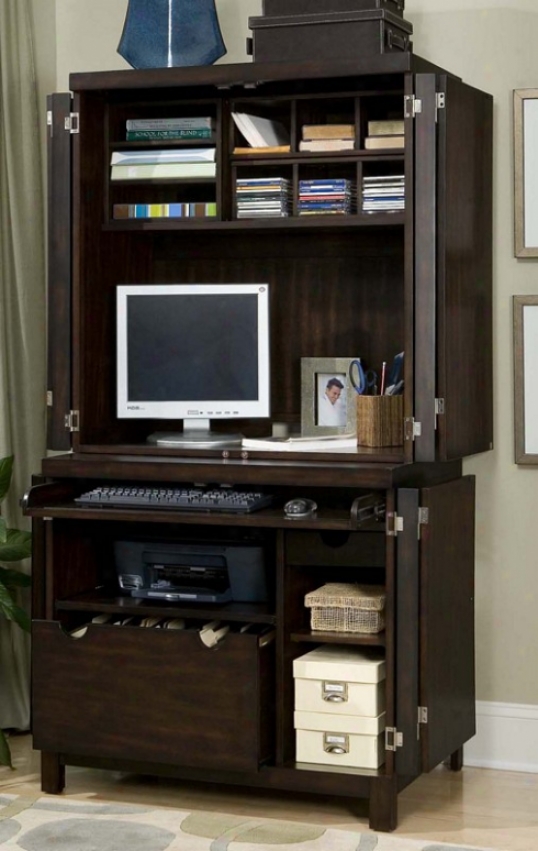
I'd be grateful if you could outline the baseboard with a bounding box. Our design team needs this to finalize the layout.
[463,701,538,773]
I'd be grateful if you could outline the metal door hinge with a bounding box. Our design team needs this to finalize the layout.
[65,113,79,134]
[418,506,429,539]
[64,410,80,432]
[404,94,422,118]
[47,390,53,407]
[436,92,446,121]
[404,417,422,441]
[386,511,404,537]
[385,727,403,751]
[418,706,428,724]
[434,397,445,428]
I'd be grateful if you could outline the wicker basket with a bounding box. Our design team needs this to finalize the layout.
[304,583,386,634]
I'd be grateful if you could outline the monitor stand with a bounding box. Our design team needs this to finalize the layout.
[147,418,243,449]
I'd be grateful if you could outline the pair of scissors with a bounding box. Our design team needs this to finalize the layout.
[384,352,404,395]
[349,359,378,395]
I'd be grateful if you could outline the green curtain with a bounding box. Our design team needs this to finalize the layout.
[0,0,46,729]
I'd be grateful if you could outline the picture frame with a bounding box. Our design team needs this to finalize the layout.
[514,89,538,257]
[301,357,356,437]
[514,295,538,463]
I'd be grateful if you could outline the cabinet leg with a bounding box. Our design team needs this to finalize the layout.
[448,746,463,772]
[369,776,398,832]
[41,751,65,794]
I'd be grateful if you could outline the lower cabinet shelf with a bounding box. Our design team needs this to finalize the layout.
[32,620,275,773]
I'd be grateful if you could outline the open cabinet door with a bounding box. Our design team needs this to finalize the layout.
[46,93,73,451]
[435,76,494,460]
[419,476,476,771]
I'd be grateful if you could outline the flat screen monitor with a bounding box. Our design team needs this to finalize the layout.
[117,283,270,447]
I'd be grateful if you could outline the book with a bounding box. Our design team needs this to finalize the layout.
[299,139,355,152]
[232,112,290,148]
[126,129,213,141]
[367,119,405,136]
[125,116,213,131]
[233,145,291,154]
[110,148,216,166]
[110,162,216,180]
[113,202,217,219]
[241,434,357,451]
[302,124,355,140]
[364,135,405,150]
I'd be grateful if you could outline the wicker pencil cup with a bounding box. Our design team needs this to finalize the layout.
[356,394,403,447]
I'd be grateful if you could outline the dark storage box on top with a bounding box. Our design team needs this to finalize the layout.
[263,0,404,18]
[248,9,413,63]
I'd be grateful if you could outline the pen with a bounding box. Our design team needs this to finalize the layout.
[380,361,387,395]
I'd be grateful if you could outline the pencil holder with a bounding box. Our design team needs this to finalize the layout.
[356,395,403,447]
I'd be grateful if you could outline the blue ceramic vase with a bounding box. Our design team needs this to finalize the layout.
[118,0,227,68]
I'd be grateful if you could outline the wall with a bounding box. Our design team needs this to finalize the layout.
[49,1,538,714]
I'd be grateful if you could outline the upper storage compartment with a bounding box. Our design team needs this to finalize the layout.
[48,58,492,463]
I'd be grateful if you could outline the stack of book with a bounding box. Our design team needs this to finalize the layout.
[125,116,213,141]
[299,123,355,153]
[362,174,405,213]
[110,147,216,181]
[364,119,404,150]
[298,178,355,216]
[112,203,217,220]
[236,177,291,218]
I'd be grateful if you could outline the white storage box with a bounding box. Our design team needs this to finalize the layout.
[294,710,385,736]
[294,645,386,717]
[296,729,385,769]
[293,645,385,682]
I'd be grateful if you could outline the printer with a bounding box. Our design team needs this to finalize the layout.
[114,540,267,603]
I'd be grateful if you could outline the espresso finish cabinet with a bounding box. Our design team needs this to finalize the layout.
[28,54,492,830]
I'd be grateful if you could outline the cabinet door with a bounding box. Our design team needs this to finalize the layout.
[419,476,476,771]
[47,93,73,451]
[435,75,494,460]
[394,488,421,777]
[413,74,493,462]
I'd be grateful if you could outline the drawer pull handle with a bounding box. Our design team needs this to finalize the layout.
[386,28,408,51]
[323,733,349,754]
[323,693,346,703]
[322,681,348,702]
[324,745,347,755]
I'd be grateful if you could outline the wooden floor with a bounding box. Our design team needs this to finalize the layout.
[1,734,537,850]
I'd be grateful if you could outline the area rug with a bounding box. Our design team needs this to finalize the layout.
[0,793,496,851]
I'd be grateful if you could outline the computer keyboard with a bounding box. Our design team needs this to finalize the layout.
[74,486,273,513]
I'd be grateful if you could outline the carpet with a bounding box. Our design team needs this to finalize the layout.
[0,793,495,851]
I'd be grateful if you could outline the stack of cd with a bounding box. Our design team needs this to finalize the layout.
[298,178,355,215]
[236,177,291,218]
[362,174,405,213]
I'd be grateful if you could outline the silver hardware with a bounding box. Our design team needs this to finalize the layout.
[436,92,446,121]
[323,732,349,754]
[386,511,404,537]
[418,506,429,539]
[65,113,79,134]
[64,410,80,432]
[322,681,348,702]
[47,390,53,407]
[434,397,445,429]
[418,706,428,724]
[385,727,403,751]
[404,417,422,441]
[404,95,422,118]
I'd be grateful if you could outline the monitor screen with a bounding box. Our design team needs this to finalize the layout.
[117,283,270,429]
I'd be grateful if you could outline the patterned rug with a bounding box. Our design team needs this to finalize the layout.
[0,793,496,851]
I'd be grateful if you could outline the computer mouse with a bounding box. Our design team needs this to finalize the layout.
[283,498,318,519]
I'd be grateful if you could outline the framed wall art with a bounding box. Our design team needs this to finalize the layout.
[514,89,538,257]
[514,295,538,463]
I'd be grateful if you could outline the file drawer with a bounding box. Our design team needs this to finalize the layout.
[32,620,274,772]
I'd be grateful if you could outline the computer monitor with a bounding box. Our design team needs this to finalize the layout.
[116,283,270,447]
